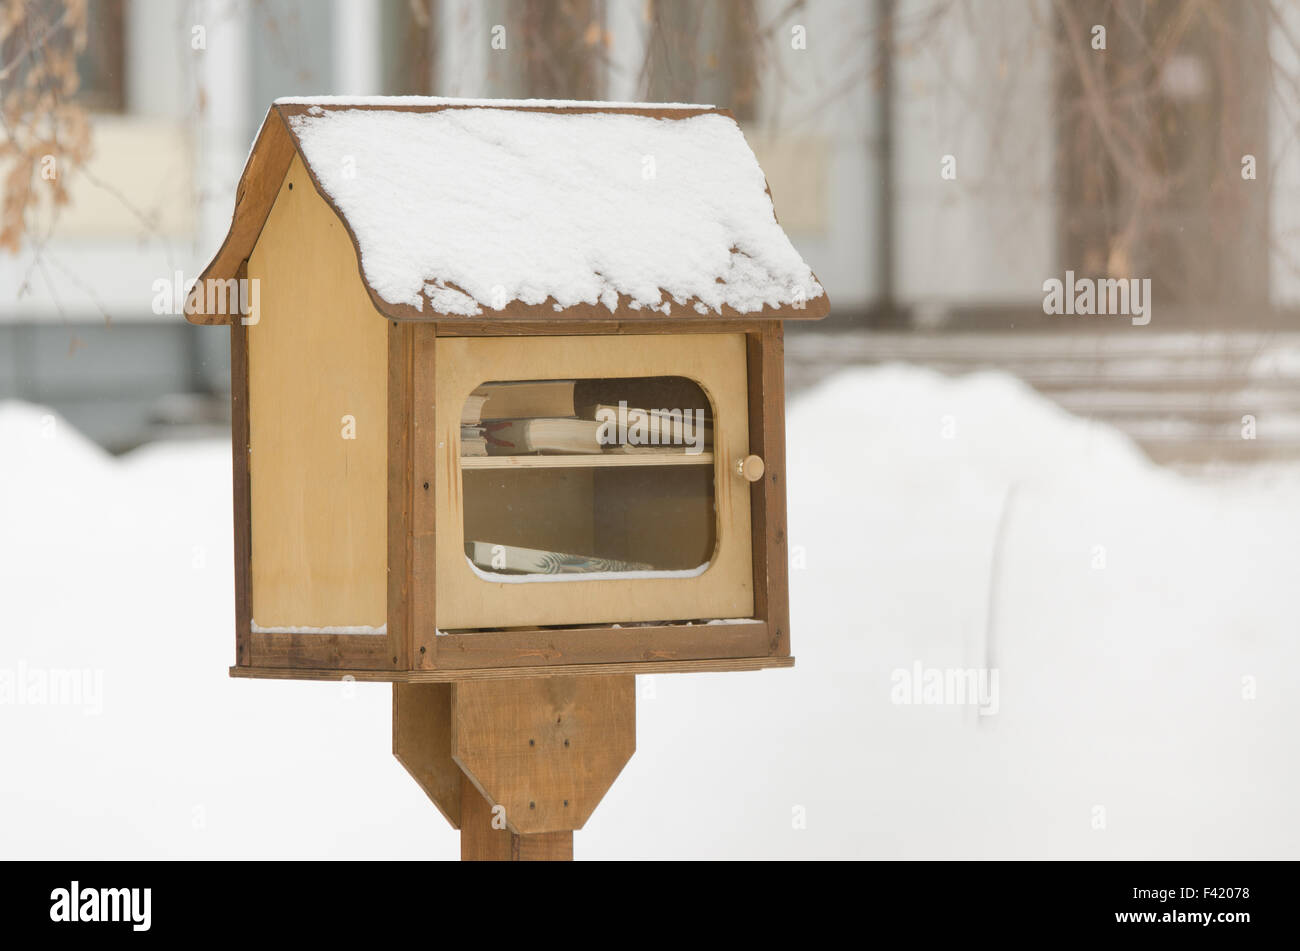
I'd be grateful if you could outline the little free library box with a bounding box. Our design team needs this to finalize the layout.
[187,97,828,858]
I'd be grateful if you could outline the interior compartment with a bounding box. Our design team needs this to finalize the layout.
[460,375,716,578]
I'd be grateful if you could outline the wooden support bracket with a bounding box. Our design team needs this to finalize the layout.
[393,675,635,860]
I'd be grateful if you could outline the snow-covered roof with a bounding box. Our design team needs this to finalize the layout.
[189,98,828,324]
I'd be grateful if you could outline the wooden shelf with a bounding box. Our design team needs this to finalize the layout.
[461,451,714,470]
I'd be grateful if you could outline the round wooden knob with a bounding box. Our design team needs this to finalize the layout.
[736,454,765,482]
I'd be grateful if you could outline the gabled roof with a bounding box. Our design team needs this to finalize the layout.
[186,97,828,325]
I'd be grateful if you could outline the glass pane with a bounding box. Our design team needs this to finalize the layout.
[461,376,716,579]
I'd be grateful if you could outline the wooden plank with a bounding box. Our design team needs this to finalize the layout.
[411,325,438,669]
[513,832,573,861]
[392,683,460,827]
[747,322,791,656]
[434,319,764,337]
[388,321,414,668]
[246,153,389,633]
[435,621,767,670]
[436,333,754,629]
[460,452,713,470]
[451,676,635,834]
[247,631,391,669]
[230,654,794,682]
[457,773,574,861]
[459,772,511,861]
[230,274,252,668]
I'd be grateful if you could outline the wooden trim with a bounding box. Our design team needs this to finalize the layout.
[388,321,415,668]
[246,631,393,669]
[188,111,297,323]
[411,325,438,669]
[277,101,726,120]
[460,452,713,470]
[230,284,252,667]
[435,621,769,670]
[433,319,767,337]
[231,655,794,682]
[747,322,792,656]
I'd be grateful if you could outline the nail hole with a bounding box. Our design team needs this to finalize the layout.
[529,801,536,809]
[528,738,535,747]
[563,738,570,748]
[422,481,429,490]
[288,182,293,190]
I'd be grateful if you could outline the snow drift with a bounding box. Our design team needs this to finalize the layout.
[1,364,1297,859]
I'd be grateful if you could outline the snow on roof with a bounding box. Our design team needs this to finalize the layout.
[282,104,825,318]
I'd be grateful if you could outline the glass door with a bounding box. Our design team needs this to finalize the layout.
[435,334,755,629]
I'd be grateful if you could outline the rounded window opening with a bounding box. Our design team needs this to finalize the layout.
[460,376,716,581]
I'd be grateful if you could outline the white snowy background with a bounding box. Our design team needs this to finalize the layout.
[2,365,1297,859]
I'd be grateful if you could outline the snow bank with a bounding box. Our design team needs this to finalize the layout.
[286,106,824,316]
[2,368,1298,859]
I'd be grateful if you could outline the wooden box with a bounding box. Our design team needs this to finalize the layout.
[186,98,829,683]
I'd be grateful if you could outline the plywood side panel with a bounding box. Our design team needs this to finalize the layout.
[247,154,388,629]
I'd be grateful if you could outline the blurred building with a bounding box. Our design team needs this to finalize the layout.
[1,0,1297,452]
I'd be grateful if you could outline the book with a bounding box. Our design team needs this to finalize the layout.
[460,392,489,426]
[466,540,652,575]
[580,402,713,451]
[460,424,487,457]
[465,380,577,423]
[482,417,603,455]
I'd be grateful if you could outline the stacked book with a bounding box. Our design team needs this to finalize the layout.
[465,540,652,575]
[460,380,713,457]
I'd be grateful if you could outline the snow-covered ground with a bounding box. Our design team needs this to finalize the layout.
[2,364,1297,859]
